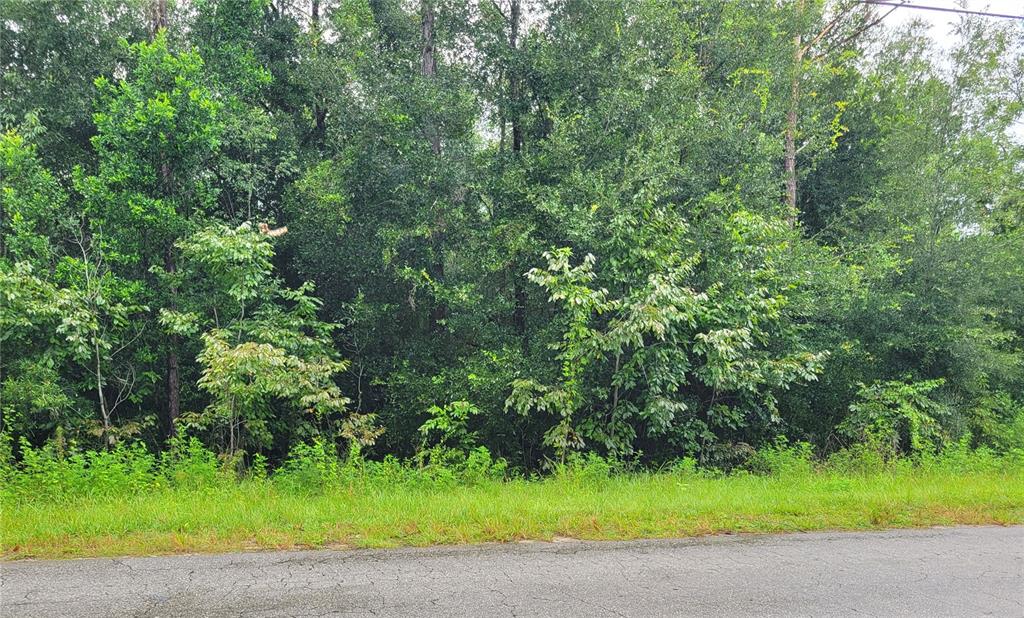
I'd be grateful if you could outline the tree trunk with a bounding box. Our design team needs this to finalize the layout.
[421,1,441,155]
[161,159,179,436]
[420,0,447,331]
[513,277,527,354]
[95,343,113,447]
[166,347,180,435]
[149,0,168,38]
[784,72,799,222]
[310,0,327,146]
[784,0,805,225]
[165,247,180,436]
[509,0,523,154]
[508,0,526,353]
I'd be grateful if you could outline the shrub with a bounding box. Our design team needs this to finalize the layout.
[79,443,157,496]
[747,439,815,476]
[159,436,226,490]
[419,401,481,452]
[670,456,700,477]
[967,393,1024,453]
[918,435,1002,474]
[825,441,894,476]
[249,452,269,481]
[0,432,14,486]
[838,379,946,456]
[555,452,615,484]
[461,446,508,484]
[5,438,159,502]
[274,439,342,493]
[362,455,421,488]
[408,444,509,487]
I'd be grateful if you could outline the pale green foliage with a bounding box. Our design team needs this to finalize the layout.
[196,330,350,449]
[83,32,223,246]
[839,379,946,455]
[746,439,815,476]
[1,435,231,502]
[54,253,145,371]
[0,361,70,437]
[274,438,345,493]
[968,393,1024,453]
[0,131,63,262]
[2,130,149,443]
[52,242,149,443]
[513,207,826,462]
[0,132,71,437]
[419,400,481,450]
[414,400,505,476]
[178,222,375,454]
[0,132,64,351]
[175,222,274,305]
[0,262,59,344]
[508,249,614,463]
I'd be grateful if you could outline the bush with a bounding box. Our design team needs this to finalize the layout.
[274,439,343,493]
[410,442,509,487]
[838,379,946,456]
[747,440,815,476]
[918,436,1003,474]
[362,455,422,487]
[825,442,889,476]
[159,436,227,490]
[6,438,158,502]
[967,394,1024,453]
[80,443,157,495]
[0,432,14,487]
[669,456,700,477]
[555,452,615,484]
[461,446,508,484]
[3,433,1020,508]
[1,436,239,503]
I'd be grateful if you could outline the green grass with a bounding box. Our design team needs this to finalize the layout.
[4,467,1023,559]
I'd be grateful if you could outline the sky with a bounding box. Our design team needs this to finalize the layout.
[883,0,1023,46]
[880,0,1023,141]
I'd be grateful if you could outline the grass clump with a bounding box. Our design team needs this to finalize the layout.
[1,437,1022,559]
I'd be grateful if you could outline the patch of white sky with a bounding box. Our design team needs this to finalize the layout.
[883,0,1022,42]
[879,0,1023,141]
[472,1,1024,143]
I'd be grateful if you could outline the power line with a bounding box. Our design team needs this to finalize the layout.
[857,1,1024,19]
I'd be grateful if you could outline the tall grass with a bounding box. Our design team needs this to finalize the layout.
[2,437,1022,559]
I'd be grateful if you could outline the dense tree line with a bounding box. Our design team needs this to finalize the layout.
[2,0,1022,471]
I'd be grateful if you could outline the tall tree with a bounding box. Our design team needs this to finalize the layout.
[0,0,148,175]
[78,33,224,435]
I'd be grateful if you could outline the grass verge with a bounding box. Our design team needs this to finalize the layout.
[3,467,1022,559]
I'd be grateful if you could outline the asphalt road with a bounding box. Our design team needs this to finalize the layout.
[2,526,1022,617]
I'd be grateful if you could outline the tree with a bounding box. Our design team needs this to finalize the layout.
[2,0,1021,467]
[78,33,223,435]
[56,225,149,445]
[0,0,148,175]
[789,15,1024,446]
[1,132,69,441]
[1,131,147,445]
[169,222,378,457]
